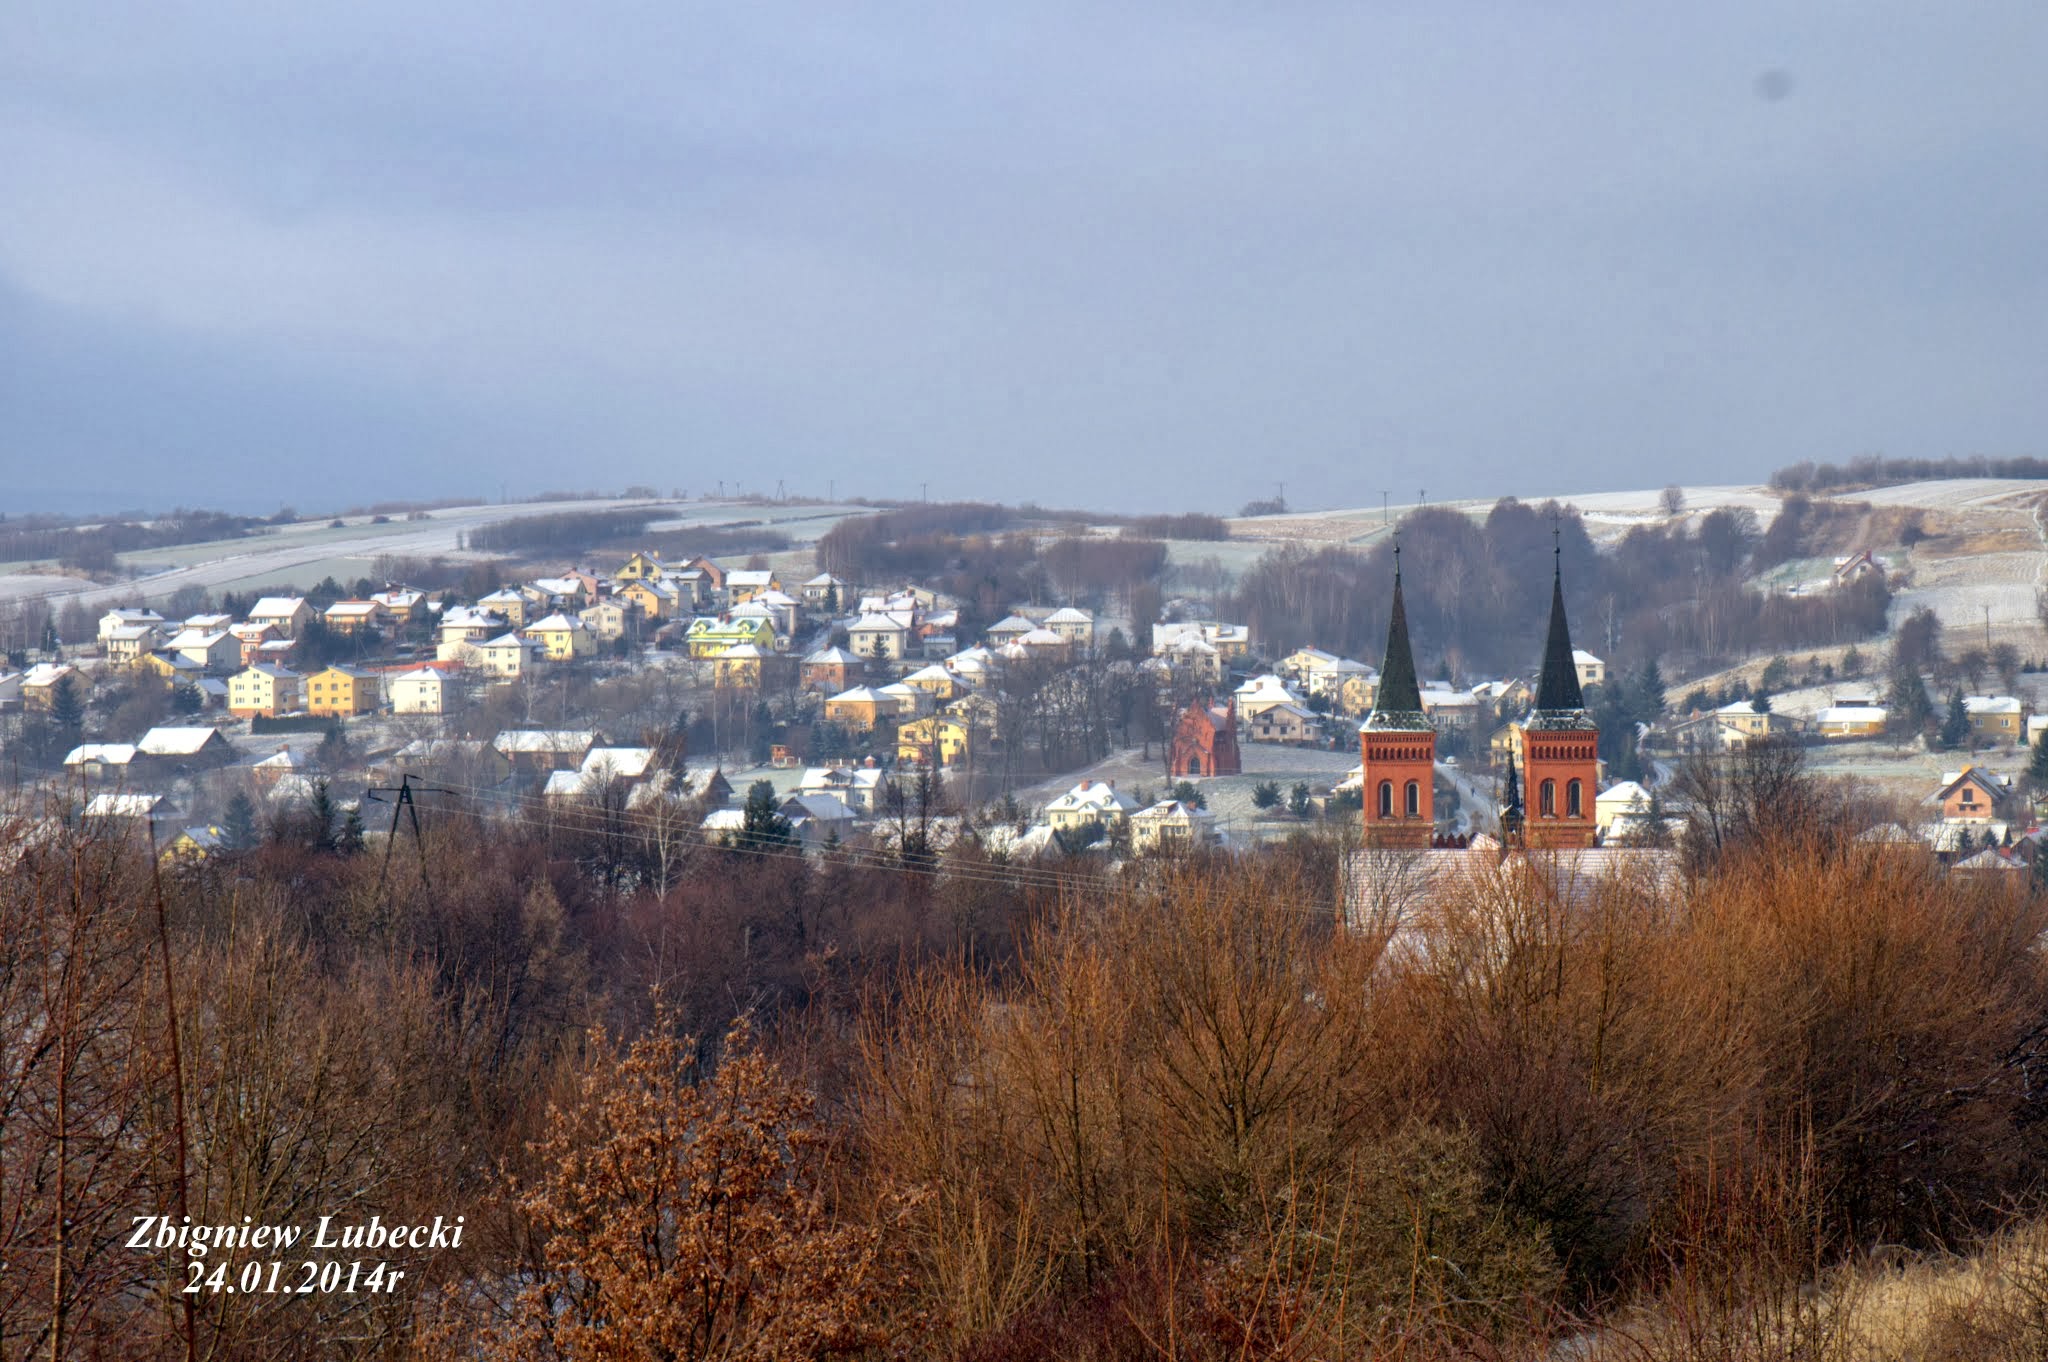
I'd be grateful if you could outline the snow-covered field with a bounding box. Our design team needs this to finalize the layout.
[0,499,875,608]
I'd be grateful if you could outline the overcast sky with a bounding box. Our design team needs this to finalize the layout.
[3,2,2045,515]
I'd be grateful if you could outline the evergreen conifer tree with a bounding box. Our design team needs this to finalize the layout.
[222,791,259,850]
[1939,688,1970,750]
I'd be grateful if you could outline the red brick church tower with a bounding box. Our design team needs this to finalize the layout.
[1521,539,1600,850]
[1359,548,1436,849]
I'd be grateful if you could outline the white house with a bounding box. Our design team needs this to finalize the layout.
[850,613,912,661]
[388,667,460,715]
[1044,779,1138,835]
[1130,799,1221,855]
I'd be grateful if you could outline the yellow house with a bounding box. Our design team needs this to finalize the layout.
[228,663,302,718]
[1964,696,2024,744]
[323,600,386,635]
[824,686,892,731]
[614,551,666,584]
[136,651,203,683]
[685,616,776,659]
[617,578,674,621]
[522,613,597,661]
[897,714,973,767]
[159,825,228,864]
[1814,704,1888,739]
[1490,724,1526,768]
[900,664,961,703]
[1338,674,1379,717]
[306,664,381,717]
[713,642,766,688]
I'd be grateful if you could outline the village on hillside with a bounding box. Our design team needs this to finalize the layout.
[4,487,2047,879]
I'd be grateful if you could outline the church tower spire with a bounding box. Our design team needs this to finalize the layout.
[1360,537,1436,849]
[1520,526,1600,850]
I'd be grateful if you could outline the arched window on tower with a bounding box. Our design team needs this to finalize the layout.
[1378,781,1393,817]
[1540,779,1556,817]
[1405,780,1420,816]
[1567,779,1583,818]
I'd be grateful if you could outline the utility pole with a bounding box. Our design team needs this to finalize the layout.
[1380,489,1389,525]
[921,481,929,503]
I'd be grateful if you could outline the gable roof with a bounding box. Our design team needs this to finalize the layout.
[137,727,227,756]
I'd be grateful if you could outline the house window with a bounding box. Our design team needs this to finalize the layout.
[1405,780,1420,817]
[1378,781,1394,818]
[1567,780,1583,818]
[1540,779,1556,816]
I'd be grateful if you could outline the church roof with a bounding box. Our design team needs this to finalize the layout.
[1363,564,1430,732]
[1530,553,1596,729]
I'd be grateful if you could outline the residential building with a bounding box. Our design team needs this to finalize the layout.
[684,616,776,659]
[1594,781,1654,836]
[21,662,80,711]
[523,613,597,661]
[247,596,313,636]
[802,645,863,693]
[438,606,511,649]
[227,663,302,717]
[388,667,461,715]
[877,681,929,718]
[1573,649,1606,689]
[166,628,239,673]
[323,600,385,634]
[1714,700,1790,746]
[617,577,680,621]
[135,727,236,772]
[477,589,529,627]
[1246,701,1316,744]
[796,765,886,815]
[1233,674,1303,720]
[369,587,425,623]
[474,632,543,681]
[899,663,960,703]
[305,665,380,717]
[1964,695,2025,744]
[713,643,766,688]
[984,614,1035,647]
[1934,767,2010,826]
[824,686,894,731]
[725,569,778,603]
[581,598,634,639]
[800,573,850,607]
[103,624,159,665]
[897,714,973,767]
[1131,800,1221,855]
[1420,688,1485,733]
[1814,704,1888,738]
[491,729,599,774]
[849,613,911,661]
[779,793,858,845]
[99,607,166,643]
[1044,606,1096,652]
[230,622,280,666]
[64,743,140,778]
[1044,779,1138,835]
[613,551,666,584]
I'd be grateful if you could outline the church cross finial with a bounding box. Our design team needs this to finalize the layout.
[1392,528,1402,586]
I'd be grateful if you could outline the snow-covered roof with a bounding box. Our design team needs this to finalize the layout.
[238,662,300,680]
[580,747,657,779]
[1816,705,1888,724]
[804,646,863,665]
[65,743,138,767]
[727,569,774,586]
[103,624,158,641]
[1045,607,1093,624]
[253,749,307,770]
[523,613,585,632]
[827,686,891,704]
[137,727,224,756]
[480,632,530,649]
[167,629,229,649]
[1045,779,1138,816]
[852,613,909,632]
[530,577,583,596]
[1597,780,1652,807]
[22,662,76,687]
[701,809,747,831]
[493,729,597,754]
[903,664,954,684]
[804,572,846,587]
[1133,799,1214,823]
[1964,695,2023,715]
[986,614,1035,634]
[1016,628,1065,647]
[248,597,306,618]
[389,666,452,685]
[1572,649,1603,666]
[783,792,856,822]
[542,770,586,797]
[85,792,163,818]
[325,600,380,617]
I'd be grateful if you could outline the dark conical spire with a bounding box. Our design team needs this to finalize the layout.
[1366,540,1429,730]
[1499,750,1524,844]
[1533,536,1586,714]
